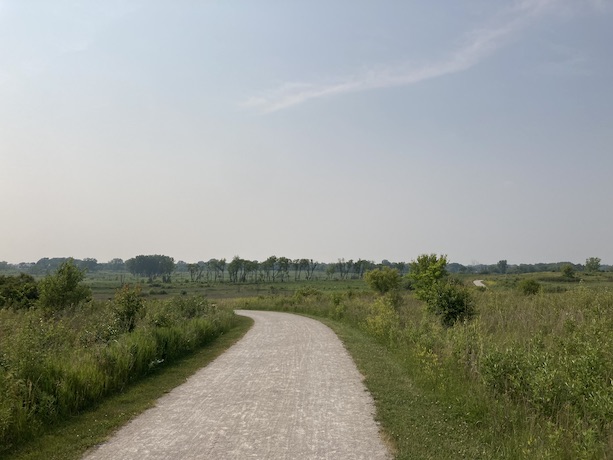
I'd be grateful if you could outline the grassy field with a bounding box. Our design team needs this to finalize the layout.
[85,270,371,301]
[2,267,612,458]
[4,315,253,460]
[0,288,248,457]
[2,317,253,460]
[231,274,613,459]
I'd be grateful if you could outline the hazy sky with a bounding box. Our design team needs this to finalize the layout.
[1,0,612,265]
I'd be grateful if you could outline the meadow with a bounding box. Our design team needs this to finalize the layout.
[230,271,613,459]
[0,278,240,455]
[2,263,612,458]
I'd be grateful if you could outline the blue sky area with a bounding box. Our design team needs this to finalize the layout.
[1,0,611,265]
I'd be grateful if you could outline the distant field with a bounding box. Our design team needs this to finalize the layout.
[84,271,373,301]
[83,268,613,301]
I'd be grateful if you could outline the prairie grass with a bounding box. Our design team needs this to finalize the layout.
[0,294,237,453]
[4,315,252,460]
[236,284,613,458]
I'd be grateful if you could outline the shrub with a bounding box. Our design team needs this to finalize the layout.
[518,279,541,295]
[364,267,401,295]
[426,279,475,327]
[38,260,91,311]
[407,254,448,301]
[112,285,144,333]
[0,274,39,309]
[364,295,399,345]
[0,295,236,451]
[561,264,575,279]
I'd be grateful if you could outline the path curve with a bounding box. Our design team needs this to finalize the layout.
[473,279,486,288]
[84,310,390,460]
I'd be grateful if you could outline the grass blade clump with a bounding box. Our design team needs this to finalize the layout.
[0,289,236,453]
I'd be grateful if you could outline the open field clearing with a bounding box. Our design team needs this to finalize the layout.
[2,260,613,458]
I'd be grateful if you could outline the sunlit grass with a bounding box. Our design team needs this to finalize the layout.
[3,315,253,460]
[238,282,613,458]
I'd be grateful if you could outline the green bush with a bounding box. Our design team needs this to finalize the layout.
[113,285,144,333]
[0,274,39,309]
[364,295,399,345]
[426,280,475,327]
[0,295,235,452]
[38,260,91,311]
[518,279,541,295]
[364,267,401,295]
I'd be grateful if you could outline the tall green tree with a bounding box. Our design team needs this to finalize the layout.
[407,254,448,301]
[336,259,353,280]
[227,256,242,283]
[585,257,601,273]
[125,255,175,282]
[305,259,318,280]
[187,263,200,282]
[277,257,290,282]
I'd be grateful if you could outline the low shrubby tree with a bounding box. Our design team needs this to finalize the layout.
[38,259,91,311]
[113,284,144,333]
[407,254,476,327]
[427,278,476,327]
[365,267,402,295]
[0,273,39,309]
[518,278,541,295]
[561,264,575,279]
[585,257,601,273]
[407,254,449,302]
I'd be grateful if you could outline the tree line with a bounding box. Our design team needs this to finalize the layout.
[0,256,608,281]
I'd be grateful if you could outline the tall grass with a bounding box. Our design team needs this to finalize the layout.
[0,295,235,452]
[235,284,613,458]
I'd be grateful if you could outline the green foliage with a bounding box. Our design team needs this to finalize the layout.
[0,295,235,452]
[407,254,448,301]
[561,264,575,279]
[406,255,474,327]
[427,279,476,327]
[0,274,39,309]
[481,301,613,456]
[292,286,322,301]
[585,257,601,273]
[38,260,91,311]
[125,255,175,282]
[518,278,541,295]
[364,294,399,345]
[112,285,144,333]
[364,266,401,295]
[237,281,613,457]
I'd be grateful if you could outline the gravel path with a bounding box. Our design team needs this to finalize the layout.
[473,279,486,288]
[84,310,390,460]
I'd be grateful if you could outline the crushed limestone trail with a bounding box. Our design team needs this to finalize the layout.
[84,310,390,460]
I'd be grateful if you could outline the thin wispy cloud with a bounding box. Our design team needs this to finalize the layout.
[243,0,574,114]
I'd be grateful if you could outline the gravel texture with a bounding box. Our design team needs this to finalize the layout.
[84,310,391,460]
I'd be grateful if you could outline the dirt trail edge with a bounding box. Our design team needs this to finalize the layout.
[84,310,391,460]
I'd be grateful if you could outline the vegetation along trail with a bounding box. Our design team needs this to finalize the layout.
[84,310,390,460]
